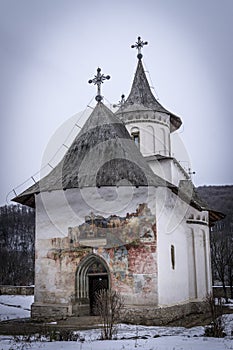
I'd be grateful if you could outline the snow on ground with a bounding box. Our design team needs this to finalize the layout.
[0,295,34,321]
[225,299,233,310]
[0,295,233,350]
[0,333,233,350]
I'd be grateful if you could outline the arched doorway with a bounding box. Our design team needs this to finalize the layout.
[76,254,110,315]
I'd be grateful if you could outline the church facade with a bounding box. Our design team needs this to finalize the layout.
[13,37,222,324]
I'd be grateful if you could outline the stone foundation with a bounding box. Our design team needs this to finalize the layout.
[31,300,208,325]
[31,302,72,321]
[122,301,208,326]
[0,285,34,295]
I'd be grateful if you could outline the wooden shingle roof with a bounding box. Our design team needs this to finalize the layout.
[115,59,182,132]
[13,102,170,207]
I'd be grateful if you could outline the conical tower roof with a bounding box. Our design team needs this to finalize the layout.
[13,102,171,207]
[116,59,182,132]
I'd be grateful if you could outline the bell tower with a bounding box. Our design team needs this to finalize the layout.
[115,37,186,185]
[115,36,181,157]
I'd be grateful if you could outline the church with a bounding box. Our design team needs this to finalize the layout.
[13,37,223,324]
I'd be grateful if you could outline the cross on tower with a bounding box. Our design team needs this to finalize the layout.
[131,36,148,60]
[188,167,196,179]
[113,94,125,108]
[88,68,111,102]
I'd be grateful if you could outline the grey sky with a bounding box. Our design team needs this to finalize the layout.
[0,0,233,205]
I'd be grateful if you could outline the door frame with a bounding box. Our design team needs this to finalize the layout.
[76,254,110,304]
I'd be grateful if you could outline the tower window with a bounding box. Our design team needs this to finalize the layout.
[171,245,175,270]
[132,131,140,147]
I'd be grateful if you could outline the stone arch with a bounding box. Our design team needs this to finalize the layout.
[76,254,110,300]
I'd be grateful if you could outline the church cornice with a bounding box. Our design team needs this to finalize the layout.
[118,110,170,128]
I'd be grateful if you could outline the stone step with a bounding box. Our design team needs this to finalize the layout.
[72,303,90,317]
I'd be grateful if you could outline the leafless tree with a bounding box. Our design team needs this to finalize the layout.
[0,204,35,285]
[94,289,124,340]
[204,292,225,338]
[210,231,233,302]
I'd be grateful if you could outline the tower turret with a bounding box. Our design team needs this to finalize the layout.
[115,37,185,185]
[116,37,182,158]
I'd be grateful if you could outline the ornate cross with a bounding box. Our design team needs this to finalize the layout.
[131,36,148,60]
[113,94,125,108]
[88,68,111,102]
[188,167,196,179]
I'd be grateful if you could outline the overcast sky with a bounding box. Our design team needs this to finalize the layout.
[0,0,233,206]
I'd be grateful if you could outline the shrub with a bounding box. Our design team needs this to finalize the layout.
[94,289,124,340]
[204,292,226,338]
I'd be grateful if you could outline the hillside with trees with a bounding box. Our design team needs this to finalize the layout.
[197,185,233,299]
[0,205,35,286]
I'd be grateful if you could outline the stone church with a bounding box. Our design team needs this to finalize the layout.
[13,37,223,324]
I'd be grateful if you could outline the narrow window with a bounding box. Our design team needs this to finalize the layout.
[131,131,140,147]
[171,245,175,270]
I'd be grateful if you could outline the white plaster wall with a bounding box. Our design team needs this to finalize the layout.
[205,226,213,292]
[170,161,188,186]
[186,208,212,301]
[147,158,187,187]
[186,229,197,300]
[156,187,190,306]
[147,158,172,183]
[190,224,211,299]
[126,120,170,157]
[155,188,212,306]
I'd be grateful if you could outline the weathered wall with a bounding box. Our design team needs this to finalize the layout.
[33,186,158,318]
[32,184,211,321]
[95,242,157,305]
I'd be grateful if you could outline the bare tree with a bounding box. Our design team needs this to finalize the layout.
[227,249,233,299]
[0,204,35,286]
[204,292,225,338]
[94,289,124,340]
[211,231,233,302]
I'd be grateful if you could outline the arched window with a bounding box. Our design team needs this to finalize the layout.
[131,127,140,147]
[171,245,175,270]
[131,131,140,147]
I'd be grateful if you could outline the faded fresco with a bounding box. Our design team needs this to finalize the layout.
[42,203,157,303]
[54,203,156,249]
[96,243,157,298]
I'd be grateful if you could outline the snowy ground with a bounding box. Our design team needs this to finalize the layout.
[0,295,233,349]
[0,295,33,321]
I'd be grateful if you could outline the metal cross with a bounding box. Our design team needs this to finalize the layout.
[188,167,196,179]
[113,94,125,108]
[131,36,148,60]
[88,68,111,102]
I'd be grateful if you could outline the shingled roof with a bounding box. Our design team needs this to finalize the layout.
[115,59,182,132]
[12,102,170,207]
